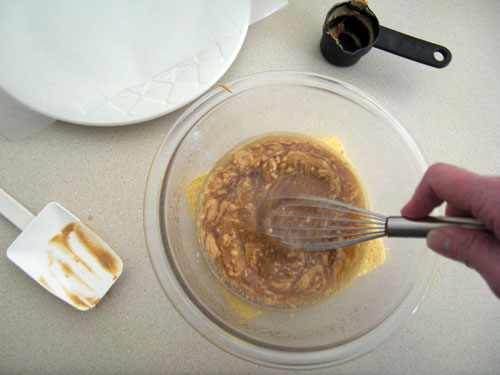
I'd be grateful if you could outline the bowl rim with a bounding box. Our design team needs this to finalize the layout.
[143,70,438,369]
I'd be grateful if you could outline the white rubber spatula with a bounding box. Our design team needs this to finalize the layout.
[0,187,123,310]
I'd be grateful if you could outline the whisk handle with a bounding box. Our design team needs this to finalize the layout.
[386,216,487,238]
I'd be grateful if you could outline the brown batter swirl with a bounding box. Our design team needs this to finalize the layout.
[198,134,368,308]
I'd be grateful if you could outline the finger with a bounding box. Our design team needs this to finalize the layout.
[445,204,471,217]
[402,163,480,217]
[427,227,500,298]
[401,163,500,237]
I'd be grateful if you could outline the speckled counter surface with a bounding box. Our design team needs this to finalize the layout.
[1,1,499,374]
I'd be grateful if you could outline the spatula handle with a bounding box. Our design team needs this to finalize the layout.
[0,187,35,231]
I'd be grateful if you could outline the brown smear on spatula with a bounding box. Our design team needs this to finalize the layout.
[49,223,94,273]
[73,224,121,277]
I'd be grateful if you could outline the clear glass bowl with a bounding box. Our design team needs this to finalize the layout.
[144,71,438,369]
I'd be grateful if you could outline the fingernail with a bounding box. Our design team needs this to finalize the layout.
[401,203,418,218]
[427,230,451,254]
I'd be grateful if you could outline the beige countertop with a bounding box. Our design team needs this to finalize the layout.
[1,1,499,373]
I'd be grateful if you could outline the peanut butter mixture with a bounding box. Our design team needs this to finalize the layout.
[198,134,381,308]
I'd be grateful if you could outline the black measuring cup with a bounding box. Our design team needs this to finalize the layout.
[320,1,451,68]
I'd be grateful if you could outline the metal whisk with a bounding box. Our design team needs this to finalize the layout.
[262,195,487,251]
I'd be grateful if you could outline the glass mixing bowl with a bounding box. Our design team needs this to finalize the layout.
[144,71,437,369]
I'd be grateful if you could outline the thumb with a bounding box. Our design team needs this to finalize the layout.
[427,227,500,298]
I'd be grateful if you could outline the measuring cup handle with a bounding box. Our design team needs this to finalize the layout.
[0,187,35,230]
[374,26,452,68]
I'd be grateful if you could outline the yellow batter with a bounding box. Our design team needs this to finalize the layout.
[188,136,385,316]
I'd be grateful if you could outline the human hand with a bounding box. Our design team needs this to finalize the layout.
[401,163,500,298]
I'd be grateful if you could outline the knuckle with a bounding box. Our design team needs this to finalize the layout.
[426,163,447,178]
[470,185,500,239]
[451,231,488,269]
